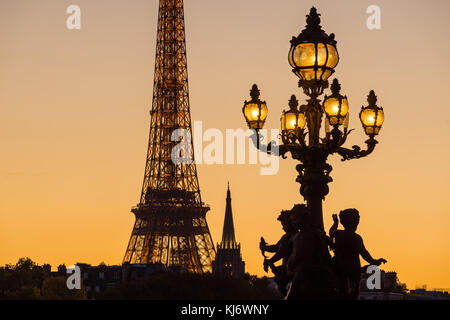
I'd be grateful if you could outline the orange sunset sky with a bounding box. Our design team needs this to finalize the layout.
[1,0,449,290]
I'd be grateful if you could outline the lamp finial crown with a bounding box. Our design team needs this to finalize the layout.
[330,78,341,95]
[291,6,337,46]
[250,84,260,100]
[306,7,321,28]
[288,95,299,110]
[367,90,377,106]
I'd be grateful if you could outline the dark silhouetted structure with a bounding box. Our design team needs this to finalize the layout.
[212,184,245,277]
[75,263,122,294]
[122,0,215,273]
[287,204,335,299]
[329,209,386,299]
[260,210,296,297]
[359,270,407,300]
[240,7,387,300]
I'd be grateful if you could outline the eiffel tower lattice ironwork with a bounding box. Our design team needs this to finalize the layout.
[122,0,215,273]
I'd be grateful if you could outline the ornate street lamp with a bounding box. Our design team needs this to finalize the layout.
[288,6,339,96]
[242,84,268,132]
[323,79,349,127]
[241,7,386,231]
[360,90,384,136]
[281,95,307,144]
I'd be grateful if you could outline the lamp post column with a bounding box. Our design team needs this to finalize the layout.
[296,146,332,232]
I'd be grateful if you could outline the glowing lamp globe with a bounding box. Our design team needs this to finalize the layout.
[242,84,268,131]
[281,95,306,136]
[288,7,339,82]
[323,79,349,126]
[360,90,384,136]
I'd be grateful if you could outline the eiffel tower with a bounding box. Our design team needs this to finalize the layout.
[122,0,215,273]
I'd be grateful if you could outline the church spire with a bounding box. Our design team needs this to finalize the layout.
[221,182,237,249]
[212,182,245,277]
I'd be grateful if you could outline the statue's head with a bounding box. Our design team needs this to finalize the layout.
[290,204,311,230]
[339,208,360,231]
[278,210,294,232]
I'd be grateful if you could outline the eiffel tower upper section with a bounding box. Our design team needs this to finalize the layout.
[140,0,201,208]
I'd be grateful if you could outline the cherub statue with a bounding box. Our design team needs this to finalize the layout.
[260,210,296,297]
[286,204,335,299]
[329,208,387,299]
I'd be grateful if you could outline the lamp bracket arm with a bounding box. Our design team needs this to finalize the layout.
[340,128,354,145]
[322,128,354,155]
[250,131,289,158]
[336,138,378,161]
